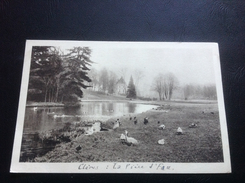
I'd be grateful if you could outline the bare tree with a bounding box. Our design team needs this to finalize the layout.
[152,74,165,100]
[87,68,99,91]
[164,73,178,100]
[203,85,217,99]
[108,71,118,94]
[99,68,109,92]
[183,84,194,100]
[152,72,178,100]
[182,84,217,100]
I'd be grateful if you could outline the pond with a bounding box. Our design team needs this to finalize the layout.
[20,101,157,162]
[23,102,157,133]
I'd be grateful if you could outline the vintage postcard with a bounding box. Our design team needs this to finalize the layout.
[11,40,231,173]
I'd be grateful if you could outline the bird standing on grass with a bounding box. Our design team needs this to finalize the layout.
[120,133,126,144]
[134,118,137,125]
[76,145,82,152]
[124,130,138,146]
[158,139,165,145]
[144,117,149,125]
[176,127,183,135]
[85,127,94,135]
[113,119,120,130]
[189,123,197,128]
[158,124,165,130]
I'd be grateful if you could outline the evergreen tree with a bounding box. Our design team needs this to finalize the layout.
[27,46,93,105]
[28,46,63,102]
[126,76,137,99]
[61,47,93,105]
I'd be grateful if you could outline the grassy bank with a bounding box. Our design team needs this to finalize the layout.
[33,102,223,163]
[26,102,64,107]
[82,90,129,101]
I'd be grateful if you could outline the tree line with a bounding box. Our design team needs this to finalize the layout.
[28,46,138,104]
[27,46,93,105]
[86,67,137,99]
[151,73,217,101]
[182,84,217,100]
[87,68,119,94]
[27,46,217,103]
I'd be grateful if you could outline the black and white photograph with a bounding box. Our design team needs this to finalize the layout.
[10,40,230,173]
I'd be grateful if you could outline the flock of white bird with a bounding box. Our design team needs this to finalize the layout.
[114,117,198,146]
[33,106,198,147]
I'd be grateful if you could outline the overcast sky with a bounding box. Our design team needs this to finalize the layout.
[57,41,219,96]
[89,42,217,84]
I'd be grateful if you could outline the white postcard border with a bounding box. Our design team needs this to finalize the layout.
[10,40,231,173]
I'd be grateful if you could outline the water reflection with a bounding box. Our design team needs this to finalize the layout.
[24,102,156,133]
[21,102,157,161]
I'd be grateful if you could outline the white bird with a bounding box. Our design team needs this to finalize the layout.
[85,127,94,135]
[120,133,126,140]
[33,107,37,111]
[158,124,165,130]
[113,119,120,130]
[176,127,183,135]
[124,130,138,145]
[158,139,165,145]
[189,123,197,128]
[120,133,126,144]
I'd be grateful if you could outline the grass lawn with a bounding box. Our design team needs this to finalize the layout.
[34,102,223,163]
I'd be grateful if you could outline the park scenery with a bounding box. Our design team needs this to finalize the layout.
[19,43,223,163]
